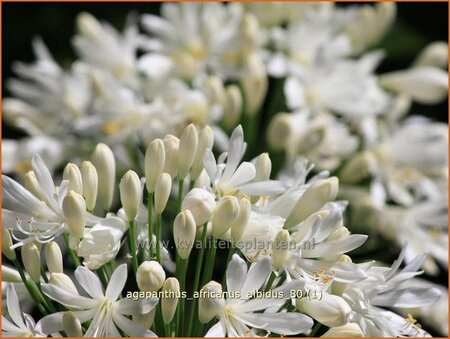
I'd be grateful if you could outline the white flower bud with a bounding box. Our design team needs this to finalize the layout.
[24,171,46,202]
[182,188,216,226]
[205,76,226,107]
[133,309,156,329]
[62,191,86,239]
[413,41,448,69]
[145,139,165,193]
[380,66,448,104]
[154,173,172,215]
[161,277,180,324]
[191,126,214,181]
[230,197,251,241]
[212,196,240,238]
[2,265,21,282]
[254,153,272,182]
[340,151,375,183]
[296,293,351,328]
[119,170,141,222]
[163,135,180,178]
[63,163,83,195]
[286,177,339,228]
[136,261,166,292]
[63,312,83,337]
[240,53,267,115]
[241,13,260,51]
[223,85,243,129]
[81,161,98,211]
[178,124,198,179]
[49,273,79,294]
[45,241,63,274]
[77,12,101,40]
[2,228,16,261]
[321,323,363,337]
[91,143,116,211]
[199,281,224,324]
[327,227,350,242]
[272,229,291,270]
[267,113,293,150]
[331,255,352,296]
[21,243,40,282]
[173,210,196,259]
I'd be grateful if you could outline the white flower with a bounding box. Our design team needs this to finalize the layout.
[2,285,44,337]
[341,246,441,337]
[2,154,99,247]
[141,2,259,80]
[204,125,285,197]
[37,264,158,337]
[205,255,313,337]
[77,216,127,270]
[284,52,390,118]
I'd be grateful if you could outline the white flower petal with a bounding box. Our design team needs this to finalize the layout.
[6,285,27,330]
[205,321,225,337]
[41,284,98,309]
[75,266,104,299]
[239,312,313,335]
[113,312,147,337]
[226,254,247,294]
[372,287,441,308]
[240,256,271,297]
[116,297,158,315]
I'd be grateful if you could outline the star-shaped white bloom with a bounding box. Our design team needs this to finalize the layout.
[37,264,158,337]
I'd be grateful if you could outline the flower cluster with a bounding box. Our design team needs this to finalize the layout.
[2,2,448,338]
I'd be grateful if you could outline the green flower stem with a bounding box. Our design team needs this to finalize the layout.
[309,322,322,337]
[201,237,217,288]
[264,271,276,292]
[96,265,109,288]
[164,322,171,338]
[177,178,185,213]
[155,213,162,263]
[147,191,154,259]
[176,255,188,336]
[127,220,138,274]
[41,267,49,283]
[12,259,48,315]
[187,224,208,336]
[63,233,81,267]
[221,244,235,287]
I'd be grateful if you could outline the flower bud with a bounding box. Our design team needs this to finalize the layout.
[321,323,363,337]
[205,76,226,107]
[81,161,98,211]
[21,243,40,282]
[49,273,78,294]
[182,188,216,226]
[2,266,21,282]
[230,197,251,241]
[191,126,214,181]
[331,255,352,296]
[413,41,448,69]
[45,241,63,274]
[91,143,115,210]
[178,124,198,179]
[340,151,375,183]
[223,85,243,129]
[173,210,196,259]
[136,261,166,292]
[272,229,291,270]
[77,12,101,39]
[24,171,46,202]
[327,227,350,242]
[285,177,339,228]
[199,281,224,324]
[154,173,172,214]
[133,309,156,329]
[296,293,351,327]
[161,277,180,324]
[2,228,16,261]
[254,153,272,182]
[163,135,180,178]
[267,113,293,150]
[145,139,165,193]
[380,66,448,104]
[212,196,240,238]
[240,53,267,115]
[63,312,83,337]
[119,170,141,222]
[62,191,86,239]
[63,163,83,195]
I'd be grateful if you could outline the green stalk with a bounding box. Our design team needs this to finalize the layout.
[187,224,208,336]
[177,257,187,335]
[96,266,109,288]
[63,233,81,267]
[200,237,217,288]
[127,220,138,274]
[264,271,277,292]
[155,213,162,263]
[221,244,235,287]
[41,267,49,283]
[13,259,48,315]
[147,191,154,259]
[177,178,184,213]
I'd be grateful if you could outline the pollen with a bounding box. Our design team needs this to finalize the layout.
[102,121,121,134]
[313,267,335,285]
[13,160,32,173]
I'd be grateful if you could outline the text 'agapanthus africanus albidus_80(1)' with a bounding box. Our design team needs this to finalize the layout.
[2,2,448,338]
